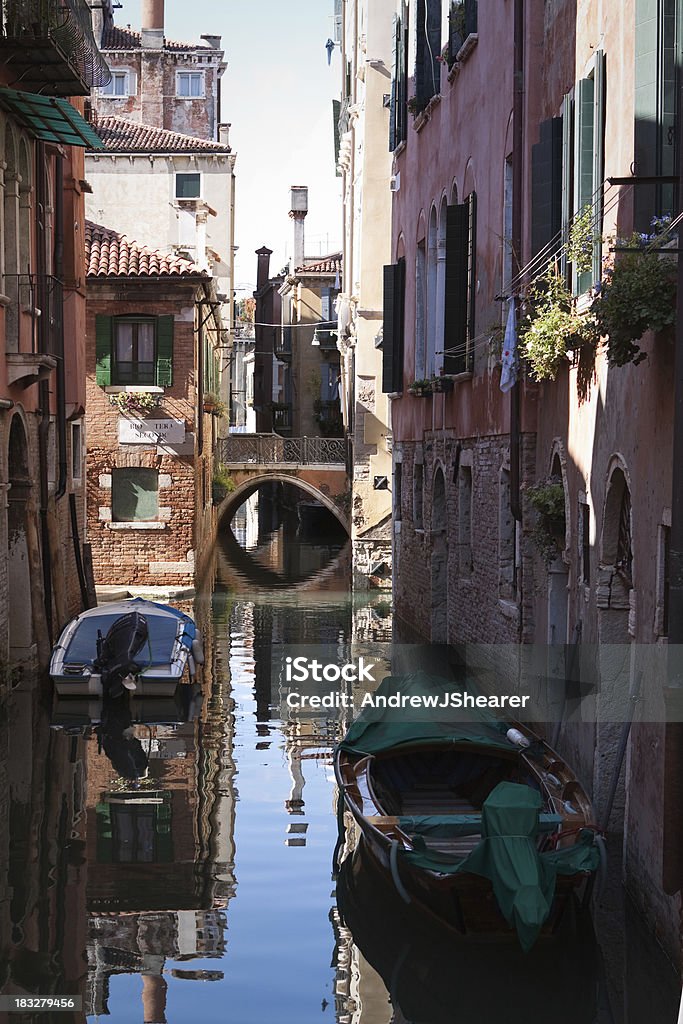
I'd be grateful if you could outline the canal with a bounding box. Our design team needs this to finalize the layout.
[0,498,681,1022]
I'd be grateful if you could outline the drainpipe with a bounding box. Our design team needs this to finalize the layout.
[663,78,683,898]
[36,142,53,641]
[510,0,524,526]
[54,153,67,500]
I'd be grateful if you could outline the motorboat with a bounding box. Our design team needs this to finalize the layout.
[50,598,203,698]
[334,671,603,950]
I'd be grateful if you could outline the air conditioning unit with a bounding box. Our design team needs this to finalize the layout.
[390,173,400,192]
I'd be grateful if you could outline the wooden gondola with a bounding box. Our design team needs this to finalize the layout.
[334,672,603,950]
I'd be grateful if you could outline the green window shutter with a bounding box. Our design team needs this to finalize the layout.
[415,0,441,108]
[155,314,174,386]
[382,260,405,393]
[574,75,595,294]
[531,117,563,260]
[95,314,112,386]
[592,51,606,282]
[444,202,470,375]
[389,13,398,151]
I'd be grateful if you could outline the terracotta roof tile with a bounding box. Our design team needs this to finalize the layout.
[295,253,343,275]
[85,221,203,278]
[89,114,231,154]
[101,24,215,51]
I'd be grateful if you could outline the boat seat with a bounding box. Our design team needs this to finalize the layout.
[366,812,563,838]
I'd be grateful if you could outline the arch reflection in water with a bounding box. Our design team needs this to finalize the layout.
[219,481,350,591]
[334,845,603,1024]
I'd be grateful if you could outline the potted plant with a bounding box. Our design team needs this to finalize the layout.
[408,378,433,397]
[108,391,161,416]
[591,231,677,367]
[520,267,598,381]
[212,463,235,505]
[526,478,566,563]
[203,391,227,416]
[431,374,454,394]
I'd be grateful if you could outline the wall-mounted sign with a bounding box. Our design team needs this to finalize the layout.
[118,417,186,445]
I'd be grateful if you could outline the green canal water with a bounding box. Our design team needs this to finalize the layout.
[0,506,681,1022]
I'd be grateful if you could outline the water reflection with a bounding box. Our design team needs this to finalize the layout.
[1,495,679,1023]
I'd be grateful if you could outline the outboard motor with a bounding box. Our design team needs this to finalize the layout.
[95,611,149,699]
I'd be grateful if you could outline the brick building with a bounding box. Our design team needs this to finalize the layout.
[85,221,223,591]
[92,0,226,143]
[0,2,110,675]
[381,0,683,965]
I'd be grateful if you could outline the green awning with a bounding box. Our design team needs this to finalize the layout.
[0,88,104,149]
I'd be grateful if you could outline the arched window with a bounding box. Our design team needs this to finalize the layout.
[426,206,438,377]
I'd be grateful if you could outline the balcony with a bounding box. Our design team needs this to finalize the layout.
[4,274,61,387]
[0,0,111,96]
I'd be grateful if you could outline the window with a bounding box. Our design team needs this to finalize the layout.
[389,5,409,150]
[530,118,562,261]
[656,523,671,637]
[415,241,426,379]
[382,259,406,393]
[112,467,159,522]
[415,0,441,111]
[443,191,477,374]
[96,314,174,387]
[499,468,515,599]
[413,460,424,530]
[458,464,473,574]
[634,0,677,231]
[100,70,133,97]
[176,172,201,200]
[394,460,403,521]
[113,319,155,384]
[71,422,82,483]
[448,0,478,61]
[579,497,591,585]
[572,52,605,293]
[177,71,204,98]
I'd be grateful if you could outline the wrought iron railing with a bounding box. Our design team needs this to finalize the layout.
[4,273,62,355]
[219,434,347,466]
[1,0,111,89]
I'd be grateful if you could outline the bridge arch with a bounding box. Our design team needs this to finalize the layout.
[216,473,350,534]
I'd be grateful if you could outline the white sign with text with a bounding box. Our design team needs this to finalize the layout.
[118,417,186,445]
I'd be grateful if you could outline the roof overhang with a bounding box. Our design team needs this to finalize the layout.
[0,88,104,149]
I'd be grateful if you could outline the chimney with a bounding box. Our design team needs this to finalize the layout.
[200,34,222,49]
[256,246,273,291]
[141,0,164,48]
[218,123,231,148]
[289,186,308,273]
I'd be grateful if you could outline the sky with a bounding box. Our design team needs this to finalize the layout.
[118,0,343,293]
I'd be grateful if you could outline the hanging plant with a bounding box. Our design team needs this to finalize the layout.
[109,391,161,415]
[408,378,433,397]
[591,234,677,367]
[520,268,598,381]
[203,391,227,416]
[526,478,566,564]
[566,204,596,275]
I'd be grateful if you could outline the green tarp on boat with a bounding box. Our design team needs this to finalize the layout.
[338,671,515,755]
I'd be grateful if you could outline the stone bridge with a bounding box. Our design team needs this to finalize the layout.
[216,434,351,532]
